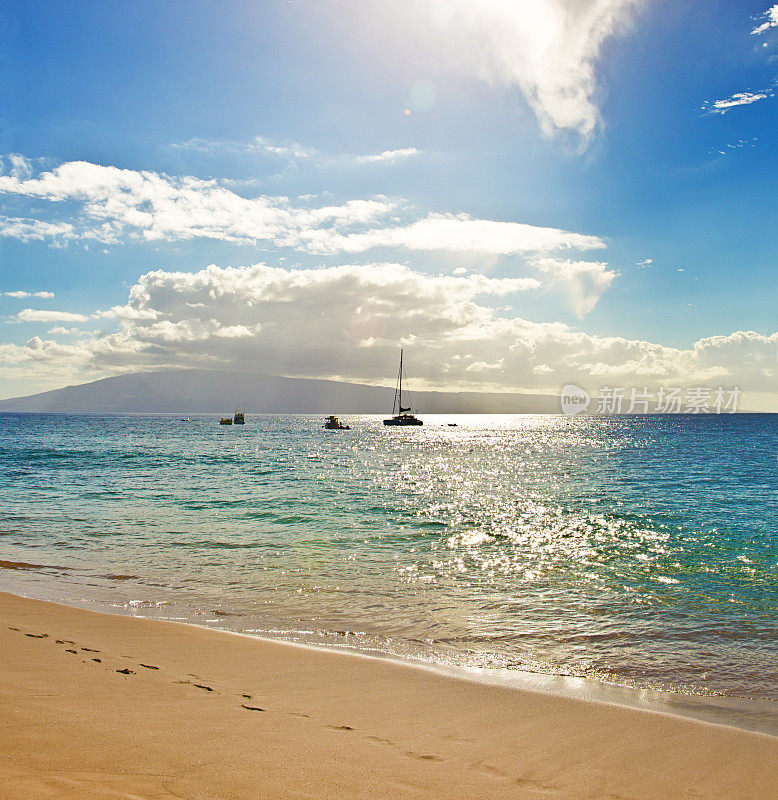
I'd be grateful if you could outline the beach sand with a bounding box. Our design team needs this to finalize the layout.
[0,591,775,799]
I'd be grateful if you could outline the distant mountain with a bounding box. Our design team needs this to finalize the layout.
[0,370,560,414]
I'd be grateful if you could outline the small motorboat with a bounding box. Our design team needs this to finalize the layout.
[220,417,233,425]
[324,415,350,430]
[233,410,245,424]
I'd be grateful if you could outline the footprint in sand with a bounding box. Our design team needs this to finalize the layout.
[24,633,48,638]
[55,639,75,645]
[241,704,265,712]
[175,680,213,692]
[8,627,20,631]
[139,664,159,670]
[116,668,135,675]
[365,735,393,746]
[65,649,78,654]
[327,725,354,732]
[404,751,444,762]
[81,647,100,653]
[473,762,509,779]
[92,658,102,663]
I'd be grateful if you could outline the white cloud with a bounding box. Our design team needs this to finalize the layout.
[413,0,641,143]
[0,215,78,243]
[96,305,160,321]
[173,135,319,161]
[16,309,89,323]
[47,326,84,335]
[751,4,778,34]
[299,212,606,255]
[702,7,778,120]
[353,148,421,164]
[3,263,775,403]
[0,157,622,321]
[465,359,505,373]
[0,160,397,246]
[172,136,421,167]
[229,136,317,161]
[710,137,759,157]
[172,1,641,148]
[3,290,55,298]
[702,91,773,114]
[0,162,616,314]
[636,258,652,268]
[0,154,38,180]
[533,257,617,316]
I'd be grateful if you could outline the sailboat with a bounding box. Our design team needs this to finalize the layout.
[383,349,423,426]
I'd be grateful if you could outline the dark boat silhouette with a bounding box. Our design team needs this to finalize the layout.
[383,349,422,426]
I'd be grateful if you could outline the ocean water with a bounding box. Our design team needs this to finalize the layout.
[1,412,776,710]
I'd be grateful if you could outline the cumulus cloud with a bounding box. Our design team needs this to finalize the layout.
[701,91,773,114]
[0,160,397,246]
[533,257,617,316]
[0,215,78,243]
[412,0,641,143]
[47,326,84,335]
[0,161,616,314]
[2,263,774,402]
[0,161,604,259]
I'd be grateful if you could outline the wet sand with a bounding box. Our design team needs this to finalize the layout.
[0,590,775,799]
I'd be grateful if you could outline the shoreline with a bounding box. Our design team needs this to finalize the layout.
[4,571,778,737]
[152,623,778,739]
[1,590,776,799]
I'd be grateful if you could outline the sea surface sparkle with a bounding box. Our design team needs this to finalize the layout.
[1,413,776,704]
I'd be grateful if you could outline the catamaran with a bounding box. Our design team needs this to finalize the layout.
[383,349,423,426]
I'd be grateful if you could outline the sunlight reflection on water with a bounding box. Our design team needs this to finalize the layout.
[0,412,776,701]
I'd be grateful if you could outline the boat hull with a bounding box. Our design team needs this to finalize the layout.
[383,417,423,426]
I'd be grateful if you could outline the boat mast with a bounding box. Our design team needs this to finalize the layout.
[398,348,403,415]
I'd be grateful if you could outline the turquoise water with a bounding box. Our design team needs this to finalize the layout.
[1,413,776,702]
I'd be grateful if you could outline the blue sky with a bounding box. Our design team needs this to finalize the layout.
[1,0,777,407]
